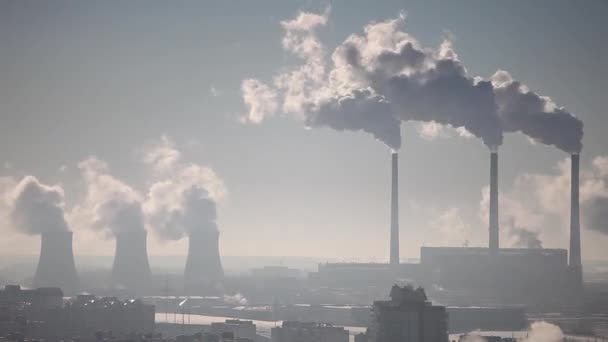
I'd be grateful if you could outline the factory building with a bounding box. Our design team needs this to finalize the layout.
[271,321,349,342]
[367,285,448,342]
[210,320,256,341]
[310,152,583,309]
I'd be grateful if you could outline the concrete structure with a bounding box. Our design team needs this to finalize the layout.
[390,152,399,266]
[184,230,224,295]
[446,306,526,333]
[489,152,499,254]
[368,285,447,342]
[210,320,256,341]
[271,321,349,342]
[33,231,79,294]
[112,230,152,292]
[420,247,569,307]
[570,154,583,291]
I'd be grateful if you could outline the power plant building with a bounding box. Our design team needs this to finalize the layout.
[311,151,583,309]
[271,321,349,342]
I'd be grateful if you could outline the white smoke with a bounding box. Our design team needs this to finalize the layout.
[520,321,564,342]
[6,176,70,235]
[335,16,502,149]
[223,292,248,306]
[478,155,608,246]
[460,322,563,342]
[69,156,146,237]
[242,11,583,153]
[430,207,472,246]
[241,9,402,150]
[491,70,583,153]
[143,136,226,240]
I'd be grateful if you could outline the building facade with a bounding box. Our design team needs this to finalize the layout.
[368,285,448,342]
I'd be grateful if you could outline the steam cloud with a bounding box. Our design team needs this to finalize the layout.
[8,176,70,235]
[72,157,146,236]
[461,321,563,342]
[521,321,564,342]
[479,155,608,247]
[241,10,583,152]
[143,136,226,240]
[491,71,583,153]
[504,217,542,249]
[223,292,248,306]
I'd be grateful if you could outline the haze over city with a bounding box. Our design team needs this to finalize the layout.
[3,1,608,342]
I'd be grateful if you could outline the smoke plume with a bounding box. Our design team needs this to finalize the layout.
[521,321,564,342]
[71,157,145,237]
[431,207,472,246]
[143,136,226,240]
[336,17,502,149]
[8,176,70,235]
[491,70,583,153]
[504,217,542,249]
[241,9,402,150]
[584,196,608,235]
[478,155,608,249]
[242,11,584,152]
[223,292,248,306]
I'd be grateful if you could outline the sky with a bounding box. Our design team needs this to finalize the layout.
[1,0,607,261]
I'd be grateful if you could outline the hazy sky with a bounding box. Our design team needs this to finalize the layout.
[1,0,607,261]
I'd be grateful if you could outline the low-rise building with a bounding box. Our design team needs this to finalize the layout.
[271,321,349,342]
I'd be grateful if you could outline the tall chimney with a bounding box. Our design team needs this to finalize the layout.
[489,152,499,253]
[569,154,583,289]
[112,230,152,293]
[33,231,79,293]
[390,152,399,266]
[184,230,224,295]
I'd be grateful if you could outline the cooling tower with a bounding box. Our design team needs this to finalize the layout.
[184,229,224,295]
[390,152,400,266]
[112,230,152,292]
[569,154,583,289]
[33,231,79,293]
[489,152,499,254]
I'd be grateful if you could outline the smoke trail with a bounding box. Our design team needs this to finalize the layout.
[584,196,608,235]
[491,70,583,153]
[521,321,564,342]
[241,9,402,150]
[504,217,542,249]
[431,207,472,246]
[478,155,608,248]
[72,157,145,237]
[243,11,584,152]
[143,136,226,240]
[223,292,248,306]
[8,176,70,235]
[335,17,502,149]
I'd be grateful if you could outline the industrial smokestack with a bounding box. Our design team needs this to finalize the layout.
[112,230,152,292]
[489,152,499,253]
[184,229,224,295]
[33,231,79,293]
[390,152,399,266]
[569,154,583,289]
